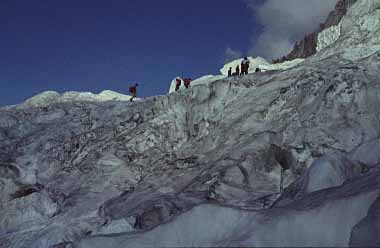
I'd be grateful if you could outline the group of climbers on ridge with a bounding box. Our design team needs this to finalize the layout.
[227,57,261,77]
[228,57,250,77]
[128,56,261,101]
[175,77,192,91]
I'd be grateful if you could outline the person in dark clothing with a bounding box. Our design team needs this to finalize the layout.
[242,57,250,75]
[228,67,232,77]
[129,83,138,102]
[240,61,246,76]
[175,78,182,91]
[184,78,191,89]
[234,65,240,76]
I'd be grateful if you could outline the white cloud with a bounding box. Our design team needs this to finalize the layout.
[247,0,338,60]
[224,46,243,63]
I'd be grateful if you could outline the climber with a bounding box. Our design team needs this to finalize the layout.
[241,57,250,75]
[175,78,182,91]
[184,78,191,89]
[240,60,246,76]
[232,65,240,76]
[228,67,232,77]
[129,83,138,102]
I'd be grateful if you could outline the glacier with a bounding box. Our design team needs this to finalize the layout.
[1,0,380,247]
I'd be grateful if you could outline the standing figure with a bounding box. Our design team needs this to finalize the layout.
[228,67,232,77]
[129,83,138,102]
[175,78,182,91]
[184,78,191,89]
[242,57,250,75]
[240,60,246,76]
[235,65,240,76]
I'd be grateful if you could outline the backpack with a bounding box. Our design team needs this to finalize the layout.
[129,85,136,93]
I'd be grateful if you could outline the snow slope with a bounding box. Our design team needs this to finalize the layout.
[19,90,134,109]
[220,57,304,76]
[220,56,270,75]
[168,57,304,94]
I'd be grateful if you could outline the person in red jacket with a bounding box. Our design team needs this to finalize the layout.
[129,83,138,102]
[184,78,191,89]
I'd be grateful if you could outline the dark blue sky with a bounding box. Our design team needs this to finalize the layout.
[0,0,262,106]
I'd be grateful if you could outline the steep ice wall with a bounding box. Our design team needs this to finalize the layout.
[315,0,380,61]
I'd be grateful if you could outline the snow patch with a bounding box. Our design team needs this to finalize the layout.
[19,90,133,108]
[22,91,61,108]
[317,23,342,52]
[61,90,132,102]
